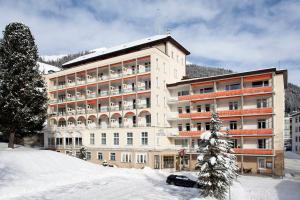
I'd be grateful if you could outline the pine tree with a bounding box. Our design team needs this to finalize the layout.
[197,112,238,200]
[0,22,47,148]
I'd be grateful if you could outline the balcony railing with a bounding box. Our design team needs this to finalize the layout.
[179,108,273,119]
[226,128,273,136]
[87,93,96,98]
[178,86,272,101]
[86,109,96,114]
[99,107,109,112]
[233,148,273,155]
[99,91,109,97]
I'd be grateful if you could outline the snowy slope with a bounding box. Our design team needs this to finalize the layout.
[41,54,67,61]
[1,145,299,200]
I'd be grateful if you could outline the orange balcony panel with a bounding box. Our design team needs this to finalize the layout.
[87,99,97,104]
[190,112,211,118]
[243,73,272,82]
[191,81,214,87]
[242,107,272,115]
[111,62,122,67]
[227,128,272,135]
[217,77,241,84]
[243,86,272,95]
[179,113,191,118]
[178,86,272,101]
[179,131,204,137]
[233,148,273,155]
[219,110,242,116]
[137,72,151,77]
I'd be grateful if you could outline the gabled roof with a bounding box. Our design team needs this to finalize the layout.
[62,34,190,68]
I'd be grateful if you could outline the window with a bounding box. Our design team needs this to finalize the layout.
[178,124,183,131]
[127,132,133,145]
[257,99,267,108]
[86,152,91,160]
[205,104,210,112]
[121,152,132,163]
[97,152,103,160]
[156,95,159,105]
[56,138,63,146]
[113,133,119,145]
[156,77,159,88]
[163,62,166,73]
[141,132,148,145]
[205,122,210,130]
[90,133,95,145]
[163,156,174,168]
[110,152,116,161]
[296,117,298,123]
[65,138,72,146]
[252,80,269,88]
[258,158,266,169]
[178,107,183,114]
[186,123,190,131]
[200,87,213,93]
[197,123,201,131]
[230,121,237,130]
[225,83,241,90]
[258,119,267,129]
[75,137,82,146]
[229,101,238,110]
[185,106,190,113]
[258,139,266,149]
[197,105,201,112]
[136,153,147,163]
[101,133,106,145]
[178,91,189,96]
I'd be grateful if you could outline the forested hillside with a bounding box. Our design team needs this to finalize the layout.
[39,52,299,114]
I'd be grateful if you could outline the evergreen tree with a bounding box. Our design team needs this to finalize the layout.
[197,112,238,200]
[0,22,47,148]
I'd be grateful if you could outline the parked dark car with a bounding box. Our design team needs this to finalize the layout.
[166,174,200,188]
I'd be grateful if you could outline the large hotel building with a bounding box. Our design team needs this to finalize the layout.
[44,35,287,176]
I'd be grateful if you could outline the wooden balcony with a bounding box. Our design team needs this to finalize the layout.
[179,86,272,101]
[233,148,273,155]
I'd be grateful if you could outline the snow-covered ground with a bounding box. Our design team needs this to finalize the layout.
[0,144,299,200]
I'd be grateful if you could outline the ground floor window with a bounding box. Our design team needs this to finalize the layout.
[75,137,82,146]
[136,153,147,163]
[110,152,116,161]
[56,138,63,146]
[75,151,80,158]
[65,137,73,146]
[121,152,132,163]
[163,156,174,168]
[97,152,103,160]
[258,158,266,169]
[86,152,91,160]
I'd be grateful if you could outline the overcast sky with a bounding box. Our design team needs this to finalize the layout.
[0,0,300,84]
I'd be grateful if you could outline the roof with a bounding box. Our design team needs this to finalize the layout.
[167,68,288,89]
[290,111,300,117]
[62,34,190,68]
[37,62,61,74]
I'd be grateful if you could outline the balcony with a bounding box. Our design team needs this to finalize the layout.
[137,103,150,109]
[110,73,122,79]
[66,96,76,101]
[77,80,86,85]
[227,128,273,136]
[179,108,273,119]
[76,95,85,100]
[233,148,273,155]
[110,106,120,111]
[99,91,109,97]
[57,84,66,89]
[178,86,272,101]
[99,107,109,112]
[67,82,76,87]
[111,89,121,95]
[86,93,96,99]
[179,131,204,137]
[123,105,134,110]
[77,109,86,115]
[49,99,57,104]
[87,77,97,83]
[86,109,97,114]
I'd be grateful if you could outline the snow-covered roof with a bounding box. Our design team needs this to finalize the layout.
[37,62,61,74]
[63,34,189,67]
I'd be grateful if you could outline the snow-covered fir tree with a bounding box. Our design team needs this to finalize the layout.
[197,112,238,200]
[0,22,47,148]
